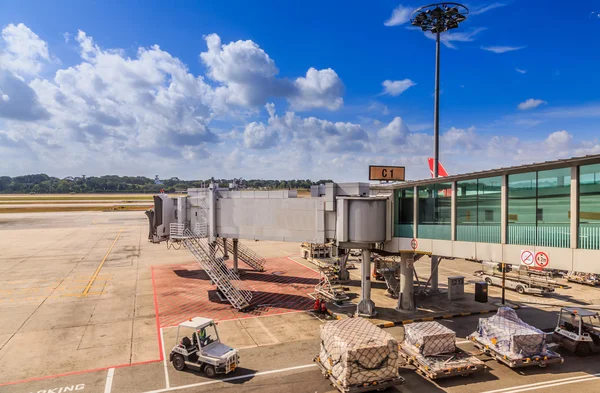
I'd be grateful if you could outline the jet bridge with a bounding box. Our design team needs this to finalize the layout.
[147,182,392,316]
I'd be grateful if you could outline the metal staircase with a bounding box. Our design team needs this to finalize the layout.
[182,229,252,310]
[222,238,266,272]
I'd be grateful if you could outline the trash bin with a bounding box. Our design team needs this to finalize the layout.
[447,276,465,300]
[475,281,488,303]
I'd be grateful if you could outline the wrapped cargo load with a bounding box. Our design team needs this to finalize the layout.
[318,318,399,388]
[470,307,547,359]
[404,321,456,356]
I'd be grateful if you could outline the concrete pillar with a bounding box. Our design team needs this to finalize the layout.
[338,250,350,281]
[501,175,508,244]
[397,253,415,311]
[233,238,239,274]
[222,237,229,259]
[357,249,375,317]
[430,256,439,293]
[451,182,457,241]
[570,166,579,249]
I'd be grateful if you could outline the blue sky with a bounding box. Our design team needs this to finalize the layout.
[0,0,599,181]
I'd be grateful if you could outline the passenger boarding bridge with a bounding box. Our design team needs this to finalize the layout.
[146,154,600,316]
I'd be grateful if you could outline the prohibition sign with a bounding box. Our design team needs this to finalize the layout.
[535,251,549,268]
[411,238,418,250]
[520,250,534,266]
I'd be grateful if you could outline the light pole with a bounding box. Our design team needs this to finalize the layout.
[411,3,468,178]
[411,3,468,293]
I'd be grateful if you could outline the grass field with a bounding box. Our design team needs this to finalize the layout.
[0,194,154,201]
[0,194,154,213]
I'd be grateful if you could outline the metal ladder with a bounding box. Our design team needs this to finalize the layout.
[183,229,252,310]
[223,238,266,272]
[382,269,400,298]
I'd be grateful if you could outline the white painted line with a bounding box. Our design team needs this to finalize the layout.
[104,368,115,393]
[499,375,600,393]
[482,373,600,393]
[160,328,170,389]
[456,340,470,345]
[144,363,316,393]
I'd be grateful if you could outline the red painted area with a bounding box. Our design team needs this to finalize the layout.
[152,257,320,327]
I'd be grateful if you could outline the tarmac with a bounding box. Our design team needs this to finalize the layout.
[0,211,599,393]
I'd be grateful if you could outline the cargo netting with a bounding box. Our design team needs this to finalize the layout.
[469,307,548,359]
[404,321,456,356]
[318,318,399,388]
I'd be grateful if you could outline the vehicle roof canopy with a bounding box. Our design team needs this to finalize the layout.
[563,307,599,317]
[178,317,214,329]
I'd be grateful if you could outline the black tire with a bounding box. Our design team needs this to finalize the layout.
[485,277,493,285]
[516,285,525,294]
[576,342,592,356]
[172,354,186,371]
[204,365,216,378]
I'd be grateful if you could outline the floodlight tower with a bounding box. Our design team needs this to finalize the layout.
[411,3,468,178]
[411,3,468,293]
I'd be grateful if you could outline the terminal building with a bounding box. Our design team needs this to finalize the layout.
[373,154,600,273]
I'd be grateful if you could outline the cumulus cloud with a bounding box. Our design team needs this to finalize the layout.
[518,98,546,110]
[0,69,49,120]
[381,79,416,96]
[290,68,344,111]
[378,117,410,144]
[0,23,50,77]
[545,130,572,150]
[384,5,412,26]
[243,121,278,149]
[481,45,526,54]
[200,34,343,111]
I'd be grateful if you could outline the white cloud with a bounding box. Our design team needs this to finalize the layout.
[290,68,344,111]
[471,3,506,15]
[423,27,487,49]
[0,23,50,77]
[384,5,413,26]
[545,130,572,150]
[378,117,410,144]
[518,98,546,110]
[200,34,343,111]
[481,45,526,53]
[515,67,527,74]
[381,79,416,96]
[243,121,278,149]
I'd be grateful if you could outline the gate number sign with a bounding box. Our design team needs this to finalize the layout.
[369,165,406,181]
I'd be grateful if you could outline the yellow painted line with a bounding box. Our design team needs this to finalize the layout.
[442,315,453,319]
[421,317,434,321]
[82,229,122,296]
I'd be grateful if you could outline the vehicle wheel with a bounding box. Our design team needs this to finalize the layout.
[576,343,592,356]
[172,354,186,371]
[485,277,493,285]
[204,365,216,378]
[516,285,525,294]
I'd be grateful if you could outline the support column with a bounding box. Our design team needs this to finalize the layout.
[338,250,350,281]
[570,166,579,249]
[501,175,508,244]
[357,249,375,317]
[430,256,439,293]
[397,253,415,311]
[233,238,239,274]
[222,237,229,259]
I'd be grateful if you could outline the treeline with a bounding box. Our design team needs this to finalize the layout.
[0,174,333,194]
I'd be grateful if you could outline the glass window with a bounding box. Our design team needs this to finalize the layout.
[394,188,414,237]
[457,177,501,243]
[536,168,570,247]
[579,163,600,249]
[418,182,451,240]
[508,172,537,246]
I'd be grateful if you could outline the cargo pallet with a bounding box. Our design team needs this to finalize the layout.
[469,336,563,368]
[565,276,599,287]
[398,344,486,379]
[314,356,405,393]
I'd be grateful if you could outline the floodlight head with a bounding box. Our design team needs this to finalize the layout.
[410,3,469,34]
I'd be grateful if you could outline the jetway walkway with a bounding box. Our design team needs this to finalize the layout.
[222,238,266,272]
[182,229,252,310]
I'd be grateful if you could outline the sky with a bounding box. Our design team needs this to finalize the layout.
[0,0,599,181]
